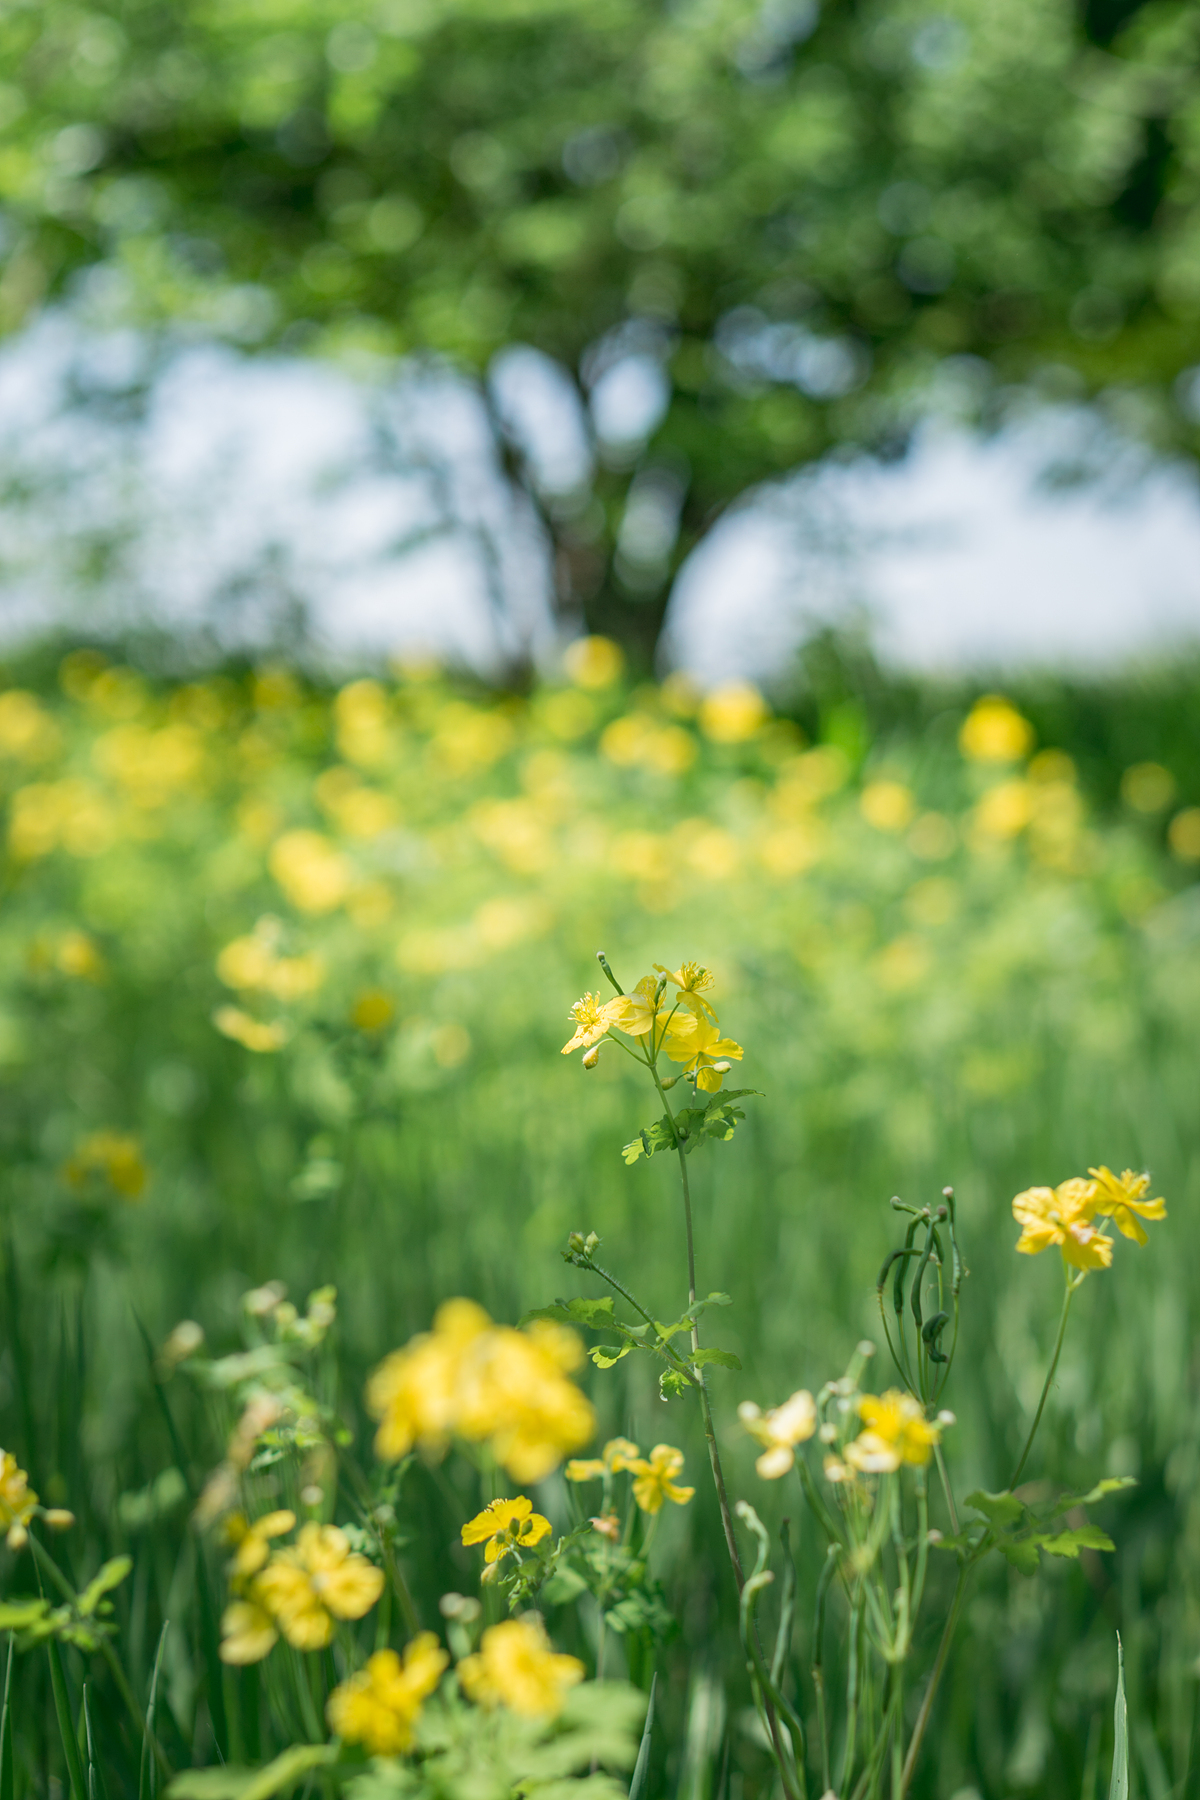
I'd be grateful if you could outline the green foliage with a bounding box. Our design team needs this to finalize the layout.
[947,1481,1135,1575]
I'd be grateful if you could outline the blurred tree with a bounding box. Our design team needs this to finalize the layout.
[3,0,1199,665]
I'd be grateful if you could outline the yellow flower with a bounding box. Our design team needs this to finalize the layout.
[738,1390,817,1479]
[224,1509,296,1579]
[327,1634,448,1754]
[624,1445,695,1514]
[63,1131,147,1201]
[652,961,718,1023]
[561,991,622,1055]
[351,988,395,1032]
[213,1006,290,1053]
[959,696,1034,762]
[458,1618,584,1719]
[220,1597,278,1665]
[846,1392,940,1473]
[664,1014,744,1094]
[254,1523,384,1651]
[608,975,697,1050]
[0,1450,38,1550]
[1012,1179,1113,1271]
[563,635,624,690]
[698,682,767,743]
[461,1496,553,1571]
[367,1301,594,1483]
[1088,1166,1167,1246]
[565,1437,641,1482]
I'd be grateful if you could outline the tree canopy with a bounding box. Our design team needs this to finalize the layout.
[4,0,1199,661]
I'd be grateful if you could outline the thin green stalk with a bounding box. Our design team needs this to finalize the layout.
[37,1560,86,1800]
[900,1559,970,1795]
[933,1442,959,1535]
[0,1635,13,1800]
[841,1594,864,1797]
[1010,1269,1079,1489]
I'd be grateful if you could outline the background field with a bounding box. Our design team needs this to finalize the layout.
[0,641,1197,1796]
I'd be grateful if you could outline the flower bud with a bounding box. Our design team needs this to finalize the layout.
[584,1231,600,1254]
[936,1409,957,1428]
[927,1528,944,1545]
[567,1232,587,1254]
[44,1509,75,1531]
[582,1045,601,1069]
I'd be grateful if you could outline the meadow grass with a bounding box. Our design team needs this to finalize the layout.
[0,646,1195,1797]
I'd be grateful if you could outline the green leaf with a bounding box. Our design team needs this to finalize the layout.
[0,1601,50,1631]
[659,1369,691,1400]
[1034,1525,1115,1558]
[621,1137,646,1165]
[522,1298,615,1329]
[691,1347,741,1371]
[705,1089,763,1108]
[169,1746,334,1800]
[590,1343,633,1368]
[964,1490,1027,1529]
[1050,1476,1137,1516]
[997,1537,1041,1576]
[1109,1636,1128,1800]
[77,1557,133,1617]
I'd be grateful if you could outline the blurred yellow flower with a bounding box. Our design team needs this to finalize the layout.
[213,1006,290,1053]
[565,1437,641,1481]
[738,1390,817,1479]
[625,1444,694,1514]
[563,635,624,689]
[327,1634,448,1753]
[269,830,352,914]
[254,1523,384,1651]
[1168,807,1200,863]
[562,991,621,1055]
[351,988,396,1032]
[458,1618,584,1719]
[461,1496,552,1569]
[860,781,914,833]
[224,1509,296,1579]
[1088,1166,1166,1245]
[959,697,1034,762]
[0,1450,38,1550]
[664,1015,743,1093]
[335,679,393,769]
[1120,762,1175,814]
[64,1131,147,1201]
[0,690,60,761]
[367,1301,594,1482]
[699,682,767,744]
[1012,1179,1112,1271]
[219,1597,278,1665]
[846,1392,939,1473]
[216,918,324,1001]
[972,779,1032,841]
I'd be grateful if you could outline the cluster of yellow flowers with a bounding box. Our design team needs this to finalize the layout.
[366,1299,594,1483]
[323,1615,584,1753]
[565,1438,695,1514]
[0,1450,74,1549]
[219,1514,384,1663]
[1013,1165,1166,1271]
[740,1387,940,1485]
[62,1130,148,1202]
[562,960,744,1093]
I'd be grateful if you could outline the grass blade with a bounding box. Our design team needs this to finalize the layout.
[1108,1634,1128,1800]
[628,1671,656,1800]
[47,1638,88,1800]
[141,1623,169,1800]
[0,1635,13,1800]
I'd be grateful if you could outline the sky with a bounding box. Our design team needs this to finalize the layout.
[2,314,1199,684]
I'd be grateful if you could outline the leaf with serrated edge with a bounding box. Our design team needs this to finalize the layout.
[964,1489,1026,1528]
[168,1746,334,1800]
[997,1538,1041,1575]
[1035,1525,1115,1557]
[691,1347,741,1370]
[1049,1476,1136,1517]
[590,1344,634,1367]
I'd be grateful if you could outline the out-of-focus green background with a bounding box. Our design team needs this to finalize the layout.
[4,0,1200,1791]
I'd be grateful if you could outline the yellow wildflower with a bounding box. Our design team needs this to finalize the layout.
[959,696,1034,762]
[624,1445,694,1515]
[664,1014,744,1094]
[351,988,395,1032]
[461,1496,552,1573]
[1012,1179,1113,1271]
[219,1596,279,1665]
[327,1633,448,1754]
[1088,1166,1167,1246]
[698,682,767,743]
[652,961,717,1023]
[846,1392,940,1473]
[213,1006,290,1053]
[0,1451,38,1550]
[563,635,624,690]
[224,1509,296,1579]
[607,975,697,1051]
[459,1618,584,1719]
[565,1437,641,1482]
[738,1390,817,1479]
[561,991,621,1055]
[63,1131,147,1201]
[254,1523,384,1651]
[367,1301,594,1483]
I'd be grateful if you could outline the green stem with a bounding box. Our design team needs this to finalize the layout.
[900,1560,970,1794]
[933,1441,959,1535]
[1010,1269,1079,1490]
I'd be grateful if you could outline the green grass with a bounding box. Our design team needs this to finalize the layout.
[0,646,1196,1796]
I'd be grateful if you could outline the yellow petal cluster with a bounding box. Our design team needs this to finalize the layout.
[327,1633,448,1754]
[366,1299,595,1483]
[561,991,622,1055]
[1012,1179,1112,1270]
[562,960,745,1094]
[458,1617,584,1719]
[0,1450,39,1550]
[624,1444,694,1514]
[565,1436,641,1481]
[845,1391,940,1473]
[63,1130,147,1201]
[1088,1166,1167,1245]
[219,1521,383,1663]
[461,1496,552,1572]
[738,1390,817,1479]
